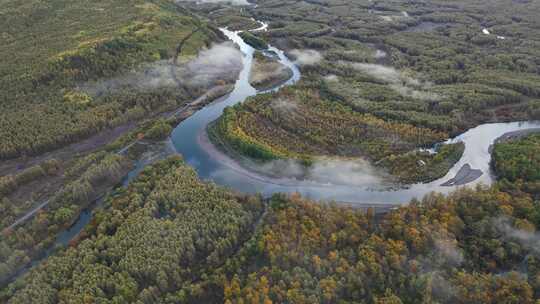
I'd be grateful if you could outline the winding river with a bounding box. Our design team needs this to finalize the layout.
[6,21,540,287]
[171,25,540,205]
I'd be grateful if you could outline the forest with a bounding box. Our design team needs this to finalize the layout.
[492,132,540,196]
[0,150,133,286]
[1,0,540,302]
[208,0,540,183]
[211,85,452,183]
[0,0,222,160]
[0,0,232,284]
[2,151,539,303]
[1,157,265,303]
[0,92,210,286]
[214,183,540,304]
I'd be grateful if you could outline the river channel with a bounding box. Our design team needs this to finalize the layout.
[171,26,540,205]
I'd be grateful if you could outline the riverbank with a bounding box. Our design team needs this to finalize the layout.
[490,128,540,185]
[197,104,540,204]
[489,128,540,152]
[166,21,540,205]
[205,126,400,212]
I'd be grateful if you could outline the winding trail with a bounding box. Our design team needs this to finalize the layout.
[5,200,50,232]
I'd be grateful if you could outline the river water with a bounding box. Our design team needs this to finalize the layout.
[6,22,539,288]
[171,26,540,205]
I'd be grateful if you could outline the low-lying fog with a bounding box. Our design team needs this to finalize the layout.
[79,42,243,97]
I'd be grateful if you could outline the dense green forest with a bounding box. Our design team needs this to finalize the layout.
[1,157,265,303]
[0,0,221,160]
[2,155,539,303]
[0,90,209,285]
[208,0,540,183]
[0,150,133,286]
[492,132,540,195]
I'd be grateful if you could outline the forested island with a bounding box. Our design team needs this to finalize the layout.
[1,0,539,303]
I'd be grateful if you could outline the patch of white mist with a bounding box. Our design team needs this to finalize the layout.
[307,159,383,187]
[429,272,459,302]
[183,42,243,88]
[408,233,465,302]
[289,49,323,66]
[380,13,410,22]
[494,217,540,256]
[79,42,243,96]
[347,62,440,101]
[374,49,387,59]
[324,74,339,82]
[434,237,464,266]
[255,157,384,188]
